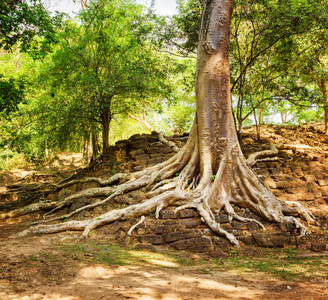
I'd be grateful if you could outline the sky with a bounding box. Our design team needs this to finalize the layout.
[47,0,178,16]
[137,0,177,16]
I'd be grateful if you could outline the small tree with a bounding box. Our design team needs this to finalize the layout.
[45,0,170,154]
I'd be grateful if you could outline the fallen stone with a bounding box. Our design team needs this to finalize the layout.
[134,243,157,252]
[215,214,229,223]
[311,242,327,252]
[105,221,122,235]
[170,239,194,250]
[252,232,274,247]
[141,234,164,245]
[189,244,213,253]
[179,218,200,229]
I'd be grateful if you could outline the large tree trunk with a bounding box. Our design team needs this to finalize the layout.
[13,0,316,244]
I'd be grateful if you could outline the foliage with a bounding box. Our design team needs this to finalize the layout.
[0,0,64,58]
[0,75,25,117]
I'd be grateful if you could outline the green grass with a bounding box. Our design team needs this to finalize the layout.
[25,241,327,282]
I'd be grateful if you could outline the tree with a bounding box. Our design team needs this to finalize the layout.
[7,0,316,246]
[41,0,171,155]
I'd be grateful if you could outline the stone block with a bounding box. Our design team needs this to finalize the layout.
[129,149,145,158]
[183,229,203,239]
[276,181,291,189]
[289,187,309,194]
[318,179,328,186]
[246,222,259,231]
[263,178,277,189]
[163,231,185,243]
[238,235,255,246]
[152,225,174,234]
[135,154,150,162]
[141,234,164,245]
[191,237,212,245]
[270,235,290,247]
[179,209,196,218]
[256,162,267,168]
[215,214,229,223]
[159,210,178,219]
[170,239,194,250]
[292,167,304,176]
[302,175,317,182]
[232,221,248,230]
[134,243,157,252]
[311,242,327,252]
[188,244,213,253]
[105,221,122,235]
[254,169,270,176]
[271,189,283,196]
[252,232,274,247]
[179,218,199,229]
[270,168,283,175]
[320,186,328,196]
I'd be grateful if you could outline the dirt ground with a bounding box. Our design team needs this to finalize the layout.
[1,125,328,300]
[0,232,327,300]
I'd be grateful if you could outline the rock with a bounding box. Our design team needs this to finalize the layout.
[209,250,226,259]
[215,214,229,223]
[129,149,145,158]
[252,232,274,247]
[270,235,290,248]
[179,209,196,218]
[159,210,178,219]
[92,206,103,215]
[189,244,213,253]
[81,182,101,190]
[152,225,174,234]
[246,222,259,231]
[190,237,211,245]
[141,234,164,245]
[183,229,203,239]
[105,221,122,235]
[163,231,185,243]
[238,235,255,246]
[311,242,327,252]
[170,239,194,250]
[83,244,96,252]
[118,236,134,247]
[263,178,277,189]
[137,226,151,235]
[179,218,200,229]
[134,243,157,252]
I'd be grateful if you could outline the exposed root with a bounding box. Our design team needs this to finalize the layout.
[128,216,145,236]
[158,131,179,153]
[197,202,240,247]
[56,173,131,189]
[12,190,187,238]
[246,144,279,167]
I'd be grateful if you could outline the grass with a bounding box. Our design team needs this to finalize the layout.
[52,241,328,281]
[17,239,328,284]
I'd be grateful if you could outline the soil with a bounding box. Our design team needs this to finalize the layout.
[1,124,328,300]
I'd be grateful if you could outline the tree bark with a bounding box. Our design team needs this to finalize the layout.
[101,111,112,154]
[317,81,328,134]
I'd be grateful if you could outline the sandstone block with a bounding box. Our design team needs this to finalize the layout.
[252,232,274,247]
[141,234,164,245]
[163,231,185,243]
[179,209,196,218]
[159,210,178,219]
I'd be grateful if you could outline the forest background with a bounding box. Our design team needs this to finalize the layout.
[1,0,328,170]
